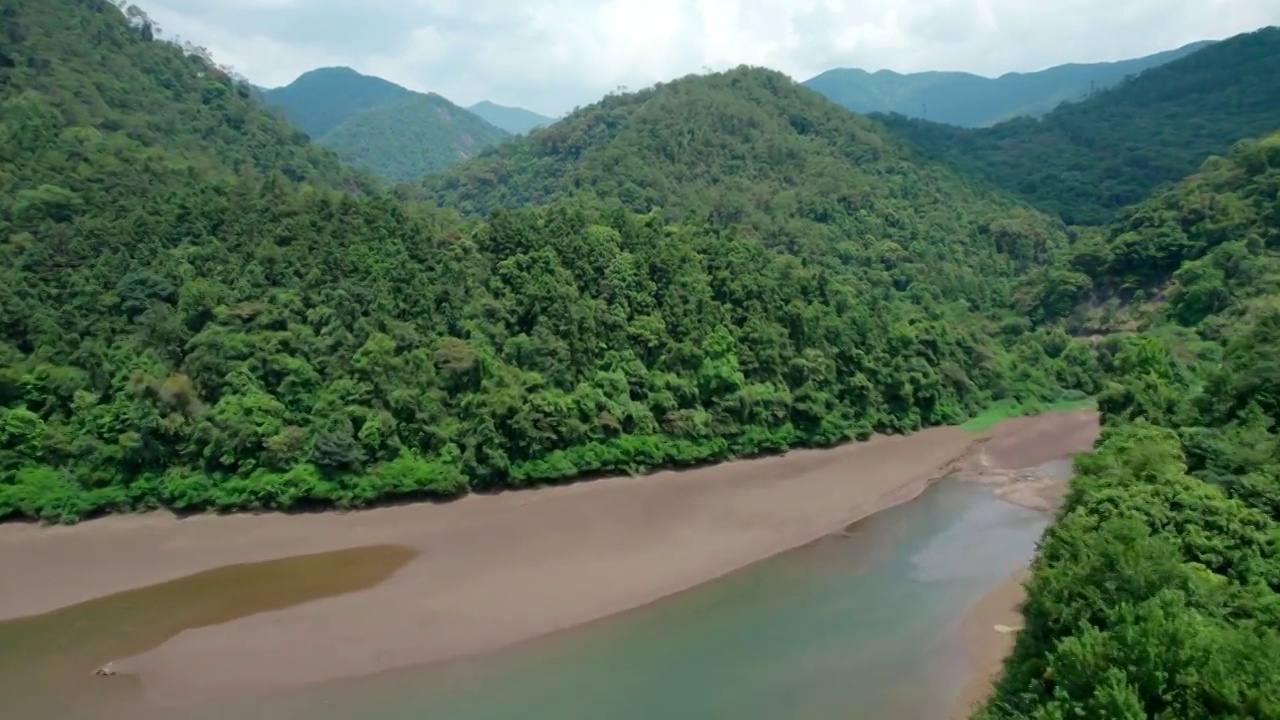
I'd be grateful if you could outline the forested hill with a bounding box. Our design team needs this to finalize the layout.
[262,67,415,139]
[318,94,511,183]
[977,132,1280,719]
[263,67,512,181]
[878,27,1280,226]
[1017,131,1280,331]
[0,0,366,191]
[803,40,1209,128]
[0,6,1097,523]
[423,66,1070,306]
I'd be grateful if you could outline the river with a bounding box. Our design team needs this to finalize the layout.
[2,476,1048,720]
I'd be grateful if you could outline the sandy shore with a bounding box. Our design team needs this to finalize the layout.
[950,569,1030,719]
[0,409,1099,706]
[948,408,1100,718]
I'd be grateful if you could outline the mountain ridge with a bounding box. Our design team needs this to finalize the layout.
[468,100,554,134]
[803,40,1212,127]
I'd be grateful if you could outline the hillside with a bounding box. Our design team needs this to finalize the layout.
[0,9,1095,523]
[1017,132,1280,331]
[879,27,1280,225]
[978,131,1280,719]
[262,66,414,138]
[425,67,1077,312]
[322,94,511,183]
[469,100,554,134]
[0,0,364,191]
[803,40,1208,128]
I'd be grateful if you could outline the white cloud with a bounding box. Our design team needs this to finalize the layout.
[138,0,1280,116]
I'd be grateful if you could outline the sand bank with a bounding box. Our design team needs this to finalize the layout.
[0,409,1099,706]
[948,407,1100,717]
[950,569,1030,719]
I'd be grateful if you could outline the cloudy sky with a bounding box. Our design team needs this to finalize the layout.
[140,0,1280,117]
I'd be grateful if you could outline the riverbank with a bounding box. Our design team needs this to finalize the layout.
[947,408,1100,718]
[0,409,1099,708]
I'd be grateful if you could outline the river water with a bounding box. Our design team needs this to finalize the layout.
[1,478,1049,720]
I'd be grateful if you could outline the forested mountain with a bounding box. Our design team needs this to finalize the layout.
[0,3,1096,523]
[321,94,510,183]
[262,66,414,139]
[879,27,1280,225]
[468,100,554,135]
[978,132,1280,719]
[803,40,1209,128]
[0,0,368,191]
[423,66,1071,301]
[263,67,511,181]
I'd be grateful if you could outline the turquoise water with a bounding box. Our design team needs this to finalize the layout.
[203,479,1048,720]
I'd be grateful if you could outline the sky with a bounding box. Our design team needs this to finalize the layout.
[139,0,1280,118]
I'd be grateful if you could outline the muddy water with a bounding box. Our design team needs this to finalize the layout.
[0,544,416,720]
[197,480,1048,720]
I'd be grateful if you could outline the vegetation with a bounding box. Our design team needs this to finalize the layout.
[11,4,1280,713]
[263,66,511,182]
[468,100,553,135]
[803,40,1207,128]
[0,2,1099,523]
[879,27,1280,225]
[322,94,510,183]
[261,67,415,139]
[977,133,1280,719]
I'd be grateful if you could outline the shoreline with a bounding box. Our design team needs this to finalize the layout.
[946,409,1099,718]
[0,409,1098,708]
[949,569,1030,720]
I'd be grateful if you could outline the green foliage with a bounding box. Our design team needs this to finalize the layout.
[0,10,1099,522]
[424,66,1072,313]
[803,40,1208,128]
[1017,131,1280,332]
[0,0,369,191]
[979,130,1280,719]
[261,66,415,139]
[321,94,511,183]
[880,28,1280,225]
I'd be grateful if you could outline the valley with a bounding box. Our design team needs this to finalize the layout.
[2,1,1279,719]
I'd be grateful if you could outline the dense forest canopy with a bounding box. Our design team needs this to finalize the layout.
[0,0,371,192]
[878,27,1280,225]
[978,133,1280,719]
[261,66,416,139]
[8,4,1280,716]
[263,68,512,181]
[421,65,1072,305]
[802,40,1209,128]
[0,0,1095,523]
[321,93,511,183]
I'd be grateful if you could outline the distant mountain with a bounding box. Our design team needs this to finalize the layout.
[262,67,414,138]
[876,28,1280,225]
[468,101,553,134]
[262,67,510,181]
[323,94,510,183]
[804,41,1212,127]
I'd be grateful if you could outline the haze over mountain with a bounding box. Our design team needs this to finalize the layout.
[468,101,554,135]
[803,40,1212,127]
[263,66,510,180]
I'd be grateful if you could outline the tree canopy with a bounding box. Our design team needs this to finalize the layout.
[0,1,1095,523]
